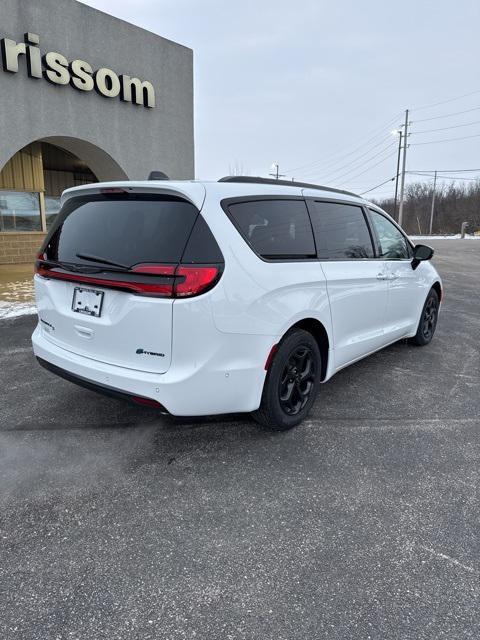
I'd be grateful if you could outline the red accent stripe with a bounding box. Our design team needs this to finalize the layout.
[264,344,278,370]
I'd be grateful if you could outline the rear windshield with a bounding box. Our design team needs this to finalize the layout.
[42,194,200,266]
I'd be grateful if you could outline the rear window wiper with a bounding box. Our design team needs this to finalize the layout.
[75,253,131,271]
[38,258,101,273]
[38,257,125,274]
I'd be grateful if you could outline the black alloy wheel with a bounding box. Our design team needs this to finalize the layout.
[411,288,439,346]
[279,345,316,416]
[253,329,321,431]
[422,295,438,341]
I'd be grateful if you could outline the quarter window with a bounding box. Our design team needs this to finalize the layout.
[227,199,316,259]
[309,201,374,259]
[369,209,411,259]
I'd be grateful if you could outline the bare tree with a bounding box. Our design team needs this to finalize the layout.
[373,180,480,235]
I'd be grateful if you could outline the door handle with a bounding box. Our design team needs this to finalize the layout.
[376,273,388,280]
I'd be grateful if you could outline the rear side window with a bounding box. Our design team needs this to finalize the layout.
[226,199,316,259]
[309,201,374,260]
[43,194,210,266]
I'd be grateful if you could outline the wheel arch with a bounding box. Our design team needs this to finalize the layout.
[284,318,330,381]
[431,280,442,302]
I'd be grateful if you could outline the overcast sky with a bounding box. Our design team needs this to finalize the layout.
[82,0,480,199]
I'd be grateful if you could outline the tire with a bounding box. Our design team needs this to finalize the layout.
[252,329,321,431]
[410,289,439,346]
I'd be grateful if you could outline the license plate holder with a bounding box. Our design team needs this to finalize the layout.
[72,287,104,317]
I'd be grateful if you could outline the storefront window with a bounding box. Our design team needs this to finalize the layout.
[0,191,42,232]
[45,195,62,230]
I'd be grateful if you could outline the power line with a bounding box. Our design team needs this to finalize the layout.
[408,168,480,173]
[411,119,480,134]
[324,142,397,183]
[359,176,396,195]
[411,89,480,112]
[407,171,480,181]
[300,135,394,181]
[284,112,402,175]
[332,149,398,187]
[410,132,480,146]
[413,106,480,123]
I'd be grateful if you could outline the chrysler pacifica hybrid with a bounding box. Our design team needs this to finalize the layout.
[32,176,441,430]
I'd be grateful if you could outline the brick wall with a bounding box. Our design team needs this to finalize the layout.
[0,233,46,264]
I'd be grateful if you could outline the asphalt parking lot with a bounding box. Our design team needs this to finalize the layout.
[1,239,479,640]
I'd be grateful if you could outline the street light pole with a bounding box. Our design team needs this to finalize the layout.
[393,129,403,222]
[269,163,285,180]
[429,170,437,235]
[398,109,409,228]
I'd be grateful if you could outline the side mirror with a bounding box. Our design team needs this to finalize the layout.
[412,244,434,270]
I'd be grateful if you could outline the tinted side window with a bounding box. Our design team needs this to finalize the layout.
[369,209,411,259]
[227,199,316,259]
[309,201,374,259]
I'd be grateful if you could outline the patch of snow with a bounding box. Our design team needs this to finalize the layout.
[410,234,480,240]
[0,301,37,320]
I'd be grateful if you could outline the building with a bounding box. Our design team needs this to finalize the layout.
[0,0,194,264]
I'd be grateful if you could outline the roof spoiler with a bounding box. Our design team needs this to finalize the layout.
[148,171,170,181]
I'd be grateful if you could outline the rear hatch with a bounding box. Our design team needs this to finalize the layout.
[35,187,221,374]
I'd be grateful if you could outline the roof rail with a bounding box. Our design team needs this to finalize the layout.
[218,175,359,197]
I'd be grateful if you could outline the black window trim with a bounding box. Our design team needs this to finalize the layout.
[365,206,414,261]
[221,194,416,264]
[220,195,319,263]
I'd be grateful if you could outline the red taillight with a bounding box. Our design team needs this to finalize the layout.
[35,268,176,296]
[174,266,219,297]
[36,259,221,298]
[132,264,176,276]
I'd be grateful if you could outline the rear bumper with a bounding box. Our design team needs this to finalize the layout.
[36,357,169,412]
[32,324,270,416]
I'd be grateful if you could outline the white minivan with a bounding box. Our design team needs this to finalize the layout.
[32,176,442,430]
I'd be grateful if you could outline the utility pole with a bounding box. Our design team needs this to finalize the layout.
[393,129,403,221]
[429,170,437,235]
[269,163,285,180]
[397,109,409,228]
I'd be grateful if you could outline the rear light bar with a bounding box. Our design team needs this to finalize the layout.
[35,256,221,299]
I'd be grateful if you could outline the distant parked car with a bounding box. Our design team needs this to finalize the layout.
[32,176,442,430]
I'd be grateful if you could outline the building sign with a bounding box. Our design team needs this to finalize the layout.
[0,32,155,108]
